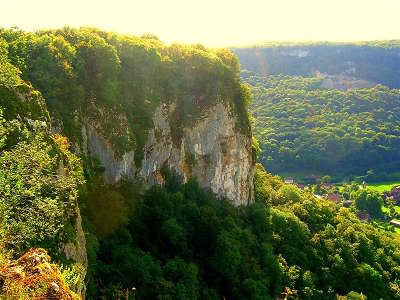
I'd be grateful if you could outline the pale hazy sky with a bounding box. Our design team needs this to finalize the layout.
[1,0,399,47]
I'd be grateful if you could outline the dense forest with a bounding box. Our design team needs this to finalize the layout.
[234,42,400,88]
[236,42,400,181]
[0,27,251,164]
[244,74,400,181]
[81,164,400,299]
[1,27,400,299]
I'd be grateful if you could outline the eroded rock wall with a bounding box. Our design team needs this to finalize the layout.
[84,102,254,206]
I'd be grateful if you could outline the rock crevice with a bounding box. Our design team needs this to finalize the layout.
[84,102,254,206]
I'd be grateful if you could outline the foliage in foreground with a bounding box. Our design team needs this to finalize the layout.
[0,41,84,296]
[83,164,400,299]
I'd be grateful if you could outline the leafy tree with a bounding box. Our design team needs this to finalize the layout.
[351,189,383,218]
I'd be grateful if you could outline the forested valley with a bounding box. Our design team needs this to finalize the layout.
[235,42,400,183]
[0,28,400,300]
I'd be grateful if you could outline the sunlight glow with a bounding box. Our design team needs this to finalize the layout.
[1,0,399,46]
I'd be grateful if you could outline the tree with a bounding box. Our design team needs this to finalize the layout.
[352,189,383,218]
[322,176,331,184]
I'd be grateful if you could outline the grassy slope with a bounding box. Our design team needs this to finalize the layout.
[367,182,400,192]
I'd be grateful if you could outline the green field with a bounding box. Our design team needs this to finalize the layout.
[367,182,400,192]
[277,171,344,184]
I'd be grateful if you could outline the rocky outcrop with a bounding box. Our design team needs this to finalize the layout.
[0,248,77,300]
[319,73,377,91]
[84,102,254,206]
[279,49,310,58]
[143,102,254,206]
[85,125,135,182]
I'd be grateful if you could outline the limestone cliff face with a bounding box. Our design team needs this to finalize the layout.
[83,102,254,206]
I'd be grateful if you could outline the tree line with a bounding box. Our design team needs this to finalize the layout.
[246,75,400,181]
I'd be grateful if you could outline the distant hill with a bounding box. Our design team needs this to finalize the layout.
[244,74,400,182]
[233,41,400,88]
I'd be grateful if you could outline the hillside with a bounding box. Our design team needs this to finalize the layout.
[1,28,400,300]
[233,41,400,88]
[0,37,87,295]
[0,27,255,297]
[0,27,254,205]
[245,74,400,181]
[235,42,400,182]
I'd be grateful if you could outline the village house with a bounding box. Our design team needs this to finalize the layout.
[321,183,334,190]
[385,186,400,204]
[304,174,321,184]
[326,193,341,203]
[284,177,295,184]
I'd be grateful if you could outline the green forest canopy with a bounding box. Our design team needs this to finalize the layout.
[0,27,251,164]
[81,164,400,299]
[0,37,83,262]
[245,74,400,181]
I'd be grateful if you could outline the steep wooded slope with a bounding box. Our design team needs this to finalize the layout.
[1,27,255,205]
[0,37,87,296]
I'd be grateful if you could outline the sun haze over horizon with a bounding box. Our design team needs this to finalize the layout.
[1,0,399,47]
